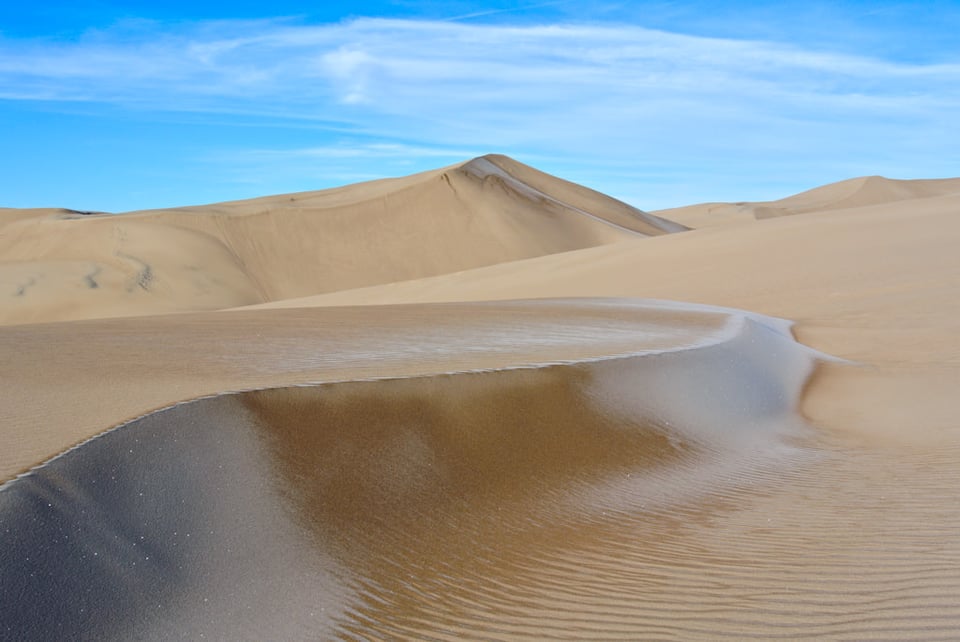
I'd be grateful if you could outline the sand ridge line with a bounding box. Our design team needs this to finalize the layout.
[0,298,830,486]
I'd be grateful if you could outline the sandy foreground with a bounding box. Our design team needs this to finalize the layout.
[1,156,959,638]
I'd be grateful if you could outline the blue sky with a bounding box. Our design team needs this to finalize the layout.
[1,1,958,211]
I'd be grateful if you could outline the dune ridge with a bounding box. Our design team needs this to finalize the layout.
[0,298,809,484]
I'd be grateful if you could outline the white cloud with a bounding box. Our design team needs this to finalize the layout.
[320,46,379,104]
[1,16,957,206]
[3,18,956,106]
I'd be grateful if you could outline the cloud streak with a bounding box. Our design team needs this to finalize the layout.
[1,16,958,206]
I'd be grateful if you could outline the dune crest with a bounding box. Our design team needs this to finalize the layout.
[0,298,806,483]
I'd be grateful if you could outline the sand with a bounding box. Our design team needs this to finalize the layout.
[2,156,959,638]
[2,302,818,638]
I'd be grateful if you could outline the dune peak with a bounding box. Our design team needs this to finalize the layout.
[0,156,682,325]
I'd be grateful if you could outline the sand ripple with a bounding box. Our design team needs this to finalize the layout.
[4,301,956,638]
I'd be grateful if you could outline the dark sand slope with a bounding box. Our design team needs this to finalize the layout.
[1,303,816,640]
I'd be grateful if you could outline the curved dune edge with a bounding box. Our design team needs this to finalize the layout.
[0,298,829,484]
[1,300,824,639]
[1,298,824,489]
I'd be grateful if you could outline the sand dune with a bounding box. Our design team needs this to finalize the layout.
[0,298,780,481]
[0,155,680,326]
[1,301,821,639]
[2,158,960,638]
[654,174,960,228]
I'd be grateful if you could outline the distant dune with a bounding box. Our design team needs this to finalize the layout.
[654,174,960,228]
[2,157,959,638]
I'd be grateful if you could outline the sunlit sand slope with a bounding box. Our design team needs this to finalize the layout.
[0,155,681,325]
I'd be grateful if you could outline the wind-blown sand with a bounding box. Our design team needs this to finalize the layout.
[2,157,959,638]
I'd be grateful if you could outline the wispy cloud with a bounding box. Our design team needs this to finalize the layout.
[1,16,958,206]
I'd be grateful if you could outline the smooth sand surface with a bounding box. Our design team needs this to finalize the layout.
[653,174,960,228]
[2,157,959,638]
[0,155,680,326]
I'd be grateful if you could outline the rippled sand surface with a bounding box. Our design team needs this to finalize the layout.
[4,336,960,638]
[7,298,959,639]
